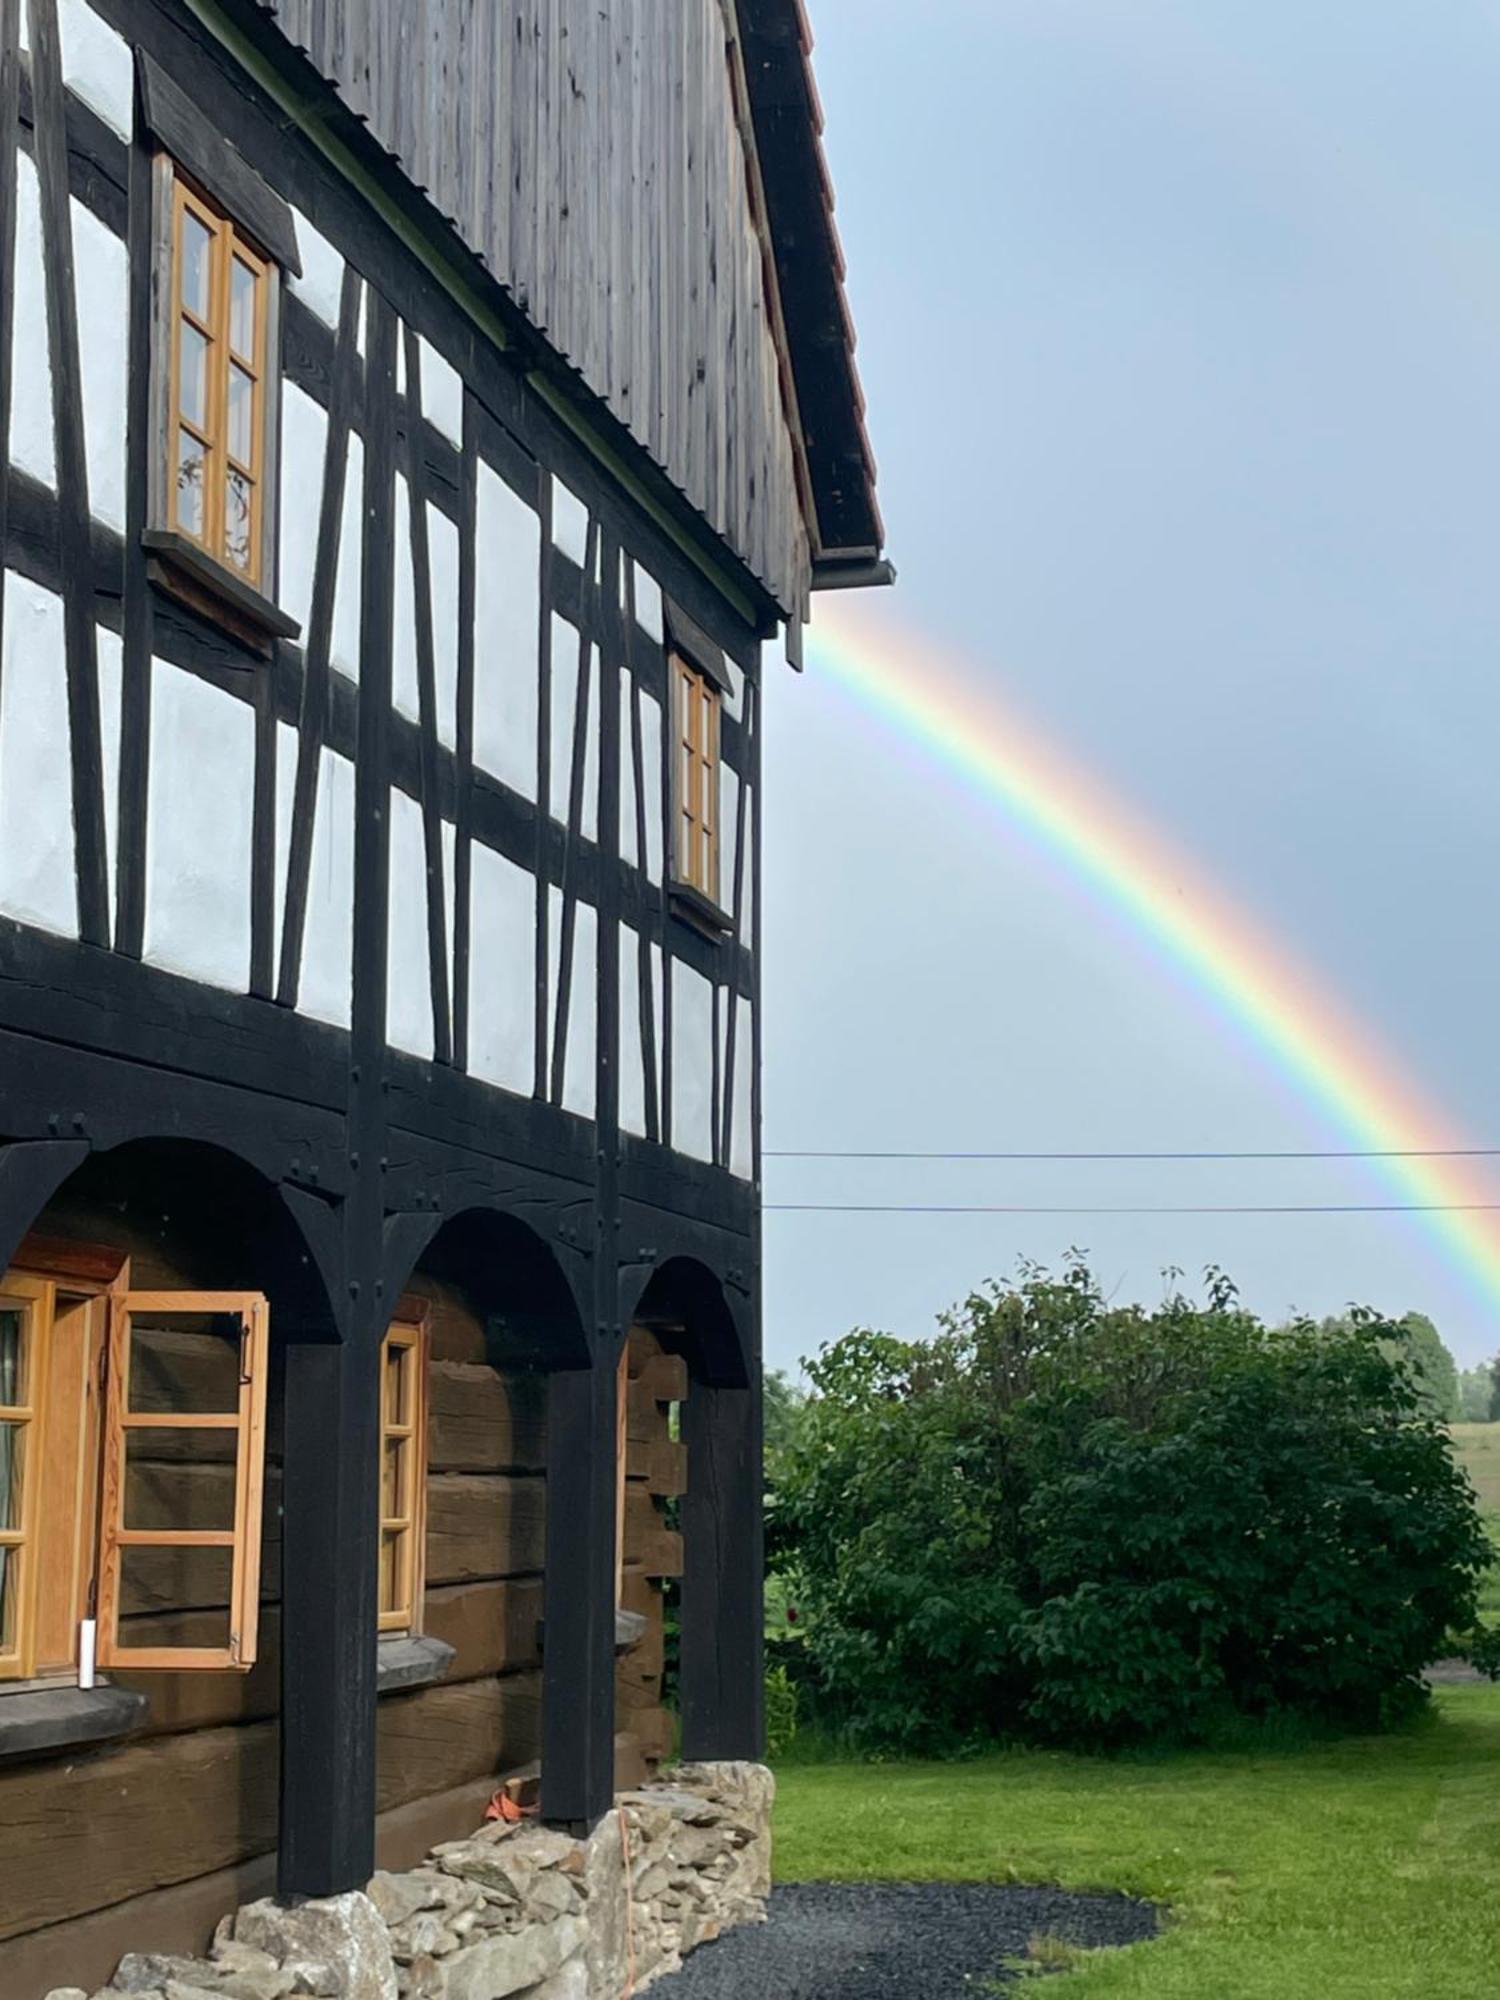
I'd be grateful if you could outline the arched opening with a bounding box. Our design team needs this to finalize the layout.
[0,1136,342,1990]
[373,1207,589,1864]
[623,1258,760,1770]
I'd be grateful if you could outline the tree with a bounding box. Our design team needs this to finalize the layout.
[777,1263,1493,1754]
[1458,1365,1495,1423]
[1390,1312,1460,1422]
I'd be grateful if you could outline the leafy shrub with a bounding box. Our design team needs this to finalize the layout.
[775,1261,1494,1753]
[764,1661,800,1759]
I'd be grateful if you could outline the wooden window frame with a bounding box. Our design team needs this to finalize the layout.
[95,1290,270,1674]
[671,652,723,909]
[144,155,297,651]
[378,1312,431,1638]
[0,1275,55,1682]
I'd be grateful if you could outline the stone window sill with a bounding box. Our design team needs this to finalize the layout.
[0,1681,147,1762]
[377,1633,456,1695]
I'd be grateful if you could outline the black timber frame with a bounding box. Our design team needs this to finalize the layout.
[0,0,767,1905]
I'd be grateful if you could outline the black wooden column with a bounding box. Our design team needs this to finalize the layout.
[679,1370,765,1761]
[278,292,397,1900]
[278,1331,381,1895]
[539,1354,620,1826]
[540,530,625,1829]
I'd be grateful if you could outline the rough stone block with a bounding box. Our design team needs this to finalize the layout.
[234,1891,397,2000]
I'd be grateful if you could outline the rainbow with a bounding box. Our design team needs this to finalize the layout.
[804,598,1500,1322]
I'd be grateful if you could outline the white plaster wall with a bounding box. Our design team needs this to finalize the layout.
[740,782,754,939]
[618,923,647,1137]
[394,478,458,752]
[9,153,54,491]
[299,747,355,1028]
[273,718,297,972]
[472,461,540,798]
[563,899,596,1119]
[548,613,598,839]
[633,564,663,643]
[279,382,328,640]
[332,430,364,679]
[639,686,663,883]
[0,574,75,936]
[289,213,345,329]
[467,839,536,1096]
[420,335,463,447]
[550,475,589,567]
[730,1001,755,1180]
[73,195,127,533]
[723,659,745,723]
[429,504,460,749]
[386,784,435,1058]
[671,960,715,1163]
[58,0,132,140]
[619,678,639,869]
[97,622,121,936]
[720,764,740,917]
[143,660,254,990]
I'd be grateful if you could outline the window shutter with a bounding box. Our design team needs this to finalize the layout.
[96,1291,269,1672]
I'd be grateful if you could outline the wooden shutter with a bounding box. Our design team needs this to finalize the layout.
[96,1291,269,1671]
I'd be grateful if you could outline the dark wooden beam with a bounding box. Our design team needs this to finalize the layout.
[539,1359,617,1827]
[679,1376,764,1761]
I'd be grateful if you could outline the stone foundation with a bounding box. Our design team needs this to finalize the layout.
[45,1762,773,2000]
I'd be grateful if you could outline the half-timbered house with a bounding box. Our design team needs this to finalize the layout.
[0,0,885,1989]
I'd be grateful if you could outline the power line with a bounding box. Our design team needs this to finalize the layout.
[764,1147,1500,1162]
[763,1201,1500,1215]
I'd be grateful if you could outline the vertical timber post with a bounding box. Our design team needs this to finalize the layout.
[278,291,397,1899]
[679,1367,765,1761]
[541,529,623,1829]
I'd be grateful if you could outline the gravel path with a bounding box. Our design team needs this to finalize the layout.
[648,1881,1159,1998]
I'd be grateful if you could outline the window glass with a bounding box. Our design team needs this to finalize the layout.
[166,173,270,587]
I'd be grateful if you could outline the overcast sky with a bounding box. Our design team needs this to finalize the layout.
[761,0,1500,1374]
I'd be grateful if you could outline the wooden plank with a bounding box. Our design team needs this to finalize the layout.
[427,1359,548,1471]
[376,1671,544,1811]
[625,1435,687,1495]
[424,1472,547,1583]
[422,1575,544,1680]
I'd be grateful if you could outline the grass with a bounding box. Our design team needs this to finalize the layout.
[771,1684,1500,1999]
[1449,1424,1500,1617]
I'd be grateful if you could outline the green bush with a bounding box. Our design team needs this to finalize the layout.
[774,1262,1495,1753]
[764,1661,800,1760]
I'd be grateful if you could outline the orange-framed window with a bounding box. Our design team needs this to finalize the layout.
[168,172,272,584]
[0,1247,273,1683]
[0,1275,52,1680]
[673,653,721,902]
[95,1291,270,1672]
[379,1318,430,1636]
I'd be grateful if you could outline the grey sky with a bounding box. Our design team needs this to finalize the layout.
[761,0,1500,1373]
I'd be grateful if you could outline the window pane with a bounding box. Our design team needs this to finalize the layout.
[0,1420,25,1530]
[181,210,213,320]
[0,1546,18,1655]
[179,322,210,429]
[176,429,207,538]
[0,1306,27,1407]
[225,468,253,573]
[129,1310,242,1416]
[124,1429,237,1533]
[116,1544,233,1633]
[380,1526,405,1618]
[227,363,254,466]
[229,255,257,360]
[383,1341,410,1429]
[382,1435,408,1518]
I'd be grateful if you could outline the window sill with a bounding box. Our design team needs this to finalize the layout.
[377,1632,456,1695]
[668,881,734,942]
[0,1681,147,1762]
[144,529,302,657]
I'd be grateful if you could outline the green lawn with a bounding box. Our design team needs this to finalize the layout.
[772,1685,1500,1998]
[1449,1425,1500,1617]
